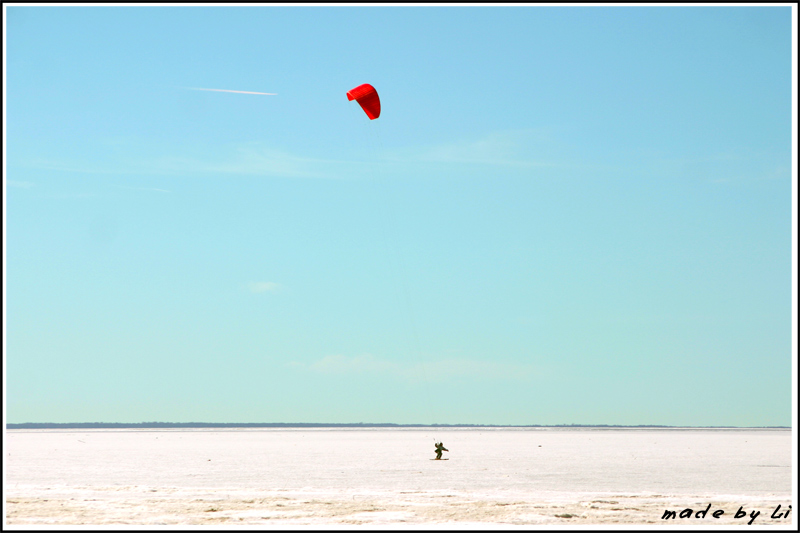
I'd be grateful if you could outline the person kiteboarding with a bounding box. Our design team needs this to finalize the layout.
[434,441,448,460]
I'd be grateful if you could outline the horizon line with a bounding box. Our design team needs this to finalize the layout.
[6,422,791,429]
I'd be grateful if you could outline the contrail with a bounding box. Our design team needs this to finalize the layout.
[187,87,277,95]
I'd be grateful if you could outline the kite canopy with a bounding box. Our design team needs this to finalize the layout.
[347,84,381,120]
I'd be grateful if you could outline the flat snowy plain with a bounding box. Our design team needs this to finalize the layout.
[4,427,794,527]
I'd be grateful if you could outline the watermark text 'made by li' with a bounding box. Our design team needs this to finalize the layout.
[662,504,791,525]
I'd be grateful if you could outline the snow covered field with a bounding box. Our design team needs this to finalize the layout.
[4,427,794,527]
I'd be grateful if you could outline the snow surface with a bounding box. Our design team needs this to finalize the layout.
[4,427,794,526]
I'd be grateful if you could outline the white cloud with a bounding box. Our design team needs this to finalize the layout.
[652,150,790,184]
[143,144,368,179]
[6,180,36,188]
[289,353,536,382]
[15,126,560,183]
[16,158,137,175]
[385,130,556,169]
[306,353,398,374]
[15,129,557,181]
[203,145,337,178]
[248,281,281,293]
[117,185,171,193]
[17,144,361,180]
[421,358,535,380]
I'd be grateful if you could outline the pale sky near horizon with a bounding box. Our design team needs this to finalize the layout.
[4,5,796,426]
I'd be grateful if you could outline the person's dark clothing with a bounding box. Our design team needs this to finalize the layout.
[434,442,448,460]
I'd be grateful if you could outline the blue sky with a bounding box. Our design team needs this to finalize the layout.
[4,5,796,426]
